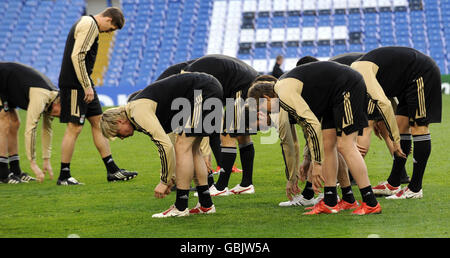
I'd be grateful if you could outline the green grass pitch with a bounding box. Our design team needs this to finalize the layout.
[0,95,449,238]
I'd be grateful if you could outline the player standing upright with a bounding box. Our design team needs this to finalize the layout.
[57,7,137,185]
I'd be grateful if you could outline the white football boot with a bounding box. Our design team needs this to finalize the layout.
[386,187,423,200]
[195,184,231,197]
[152,205,189,218]
[372,181,401,196]
[230,184,255,195]
[279,194,316,207]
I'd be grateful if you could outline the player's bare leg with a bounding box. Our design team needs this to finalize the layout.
[337,131,379,210]
[356,120,374,158]
[193,138,209,187]
[88,115,137,181]
[322,129,339,207]
[57,122,84,184]
[88,115,112,158]
[191,136,215,213]
[336,152,358,209]
[336,153,350,187]
[7,110,38,181]
[7,110,20,158]
[303,129,340,214]
[323,129,338,188]
[0,109,15,183]
[338,131,370,188]
[61,122,83,164]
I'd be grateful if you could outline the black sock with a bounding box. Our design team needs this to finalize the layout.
[341,186,356,203]
[59,163,71,180]
[324,186,338,207]
[175,188,190,211]
[214,146,237,190]
[102,155,120,174]
[0,156,10,179]
[302,181,315,200]
[8,154,21,176]
[359,186,378,207]
[209,133,222,167]
[207,170,215,187]
[196,185,213,208]
[400,167,409,180]
[408,134,431,192]
[239,142,254,187]
[387,134,411,187]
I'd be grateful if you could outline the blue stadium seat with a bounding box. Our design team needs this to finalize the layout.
[1,0,447,86]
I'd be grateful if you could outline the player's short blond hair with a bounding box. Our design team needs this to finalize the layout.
[100,106,128,140]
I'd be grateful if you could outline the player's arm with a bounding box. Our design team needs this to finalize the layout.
[25,88,52,181]
[299,136,311,182]
[278,108,300,182]
[275,78,324,192]
[71,17,99,102]
[367,90,400,144]
[351,62,401,145]
[41,113,53,160]
[130,104,175,195]
[275,78,324,165]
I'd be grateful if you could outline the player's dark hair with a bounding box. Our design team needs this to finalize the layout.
[296,56,319,66]
[101,7,125,29]
[248,82,277,100]
[251,74,278,85]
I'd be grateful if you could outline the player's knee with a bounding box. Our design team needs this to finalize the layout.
[0,116,10,132]
[411,125,429,135]
[323,139,337,153]
[221,134,237,147]
[175,136,194,154]
[237,135,251,145]
[336,140,352,155]
[67,122,83,135]
[192,137,203,152]
[9,118,20,131]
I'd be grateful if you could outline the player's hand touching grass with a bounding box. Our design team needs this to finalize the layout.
[43,158,54,180]
[30,160,45,183]
[286,179,301,200]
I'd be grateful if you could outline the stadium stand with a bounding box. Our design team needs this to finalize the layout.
[0,0,448,90]
[0,0,85,84]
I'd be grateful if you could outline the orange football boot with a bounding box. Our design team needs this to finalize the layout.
[303,200,340,215]
[338,199,359,210]
[352,202,382,215]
